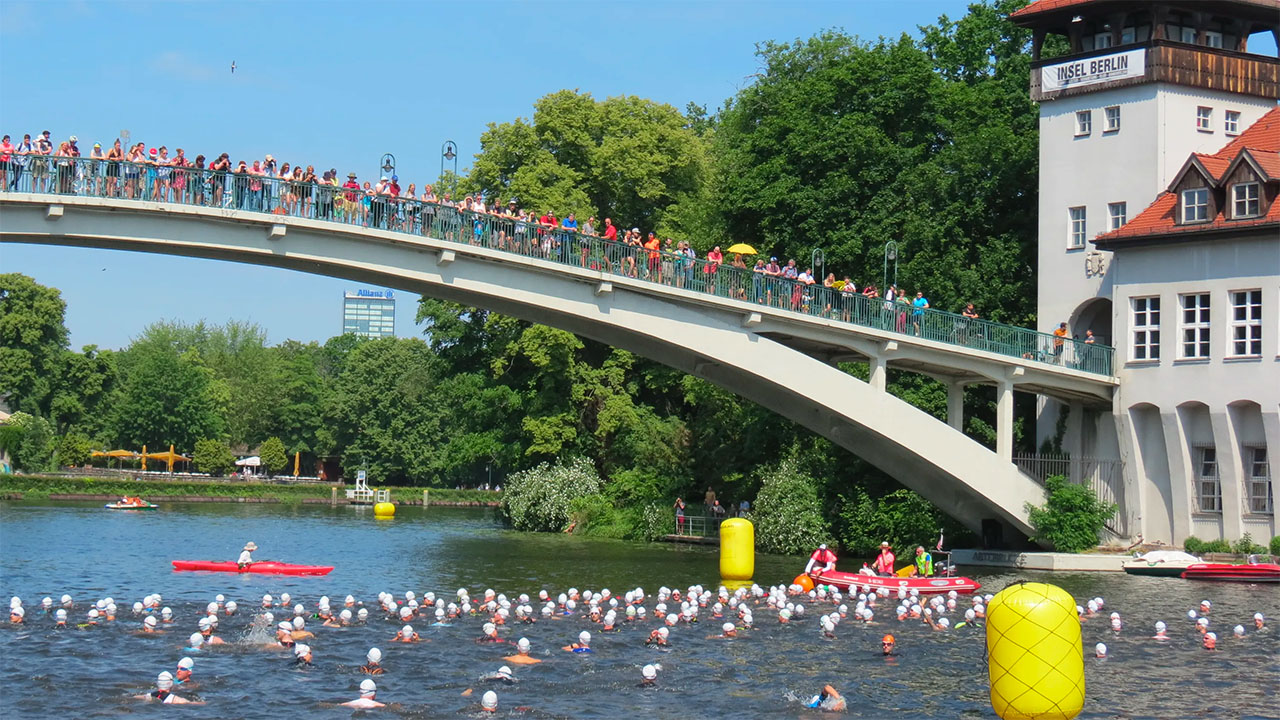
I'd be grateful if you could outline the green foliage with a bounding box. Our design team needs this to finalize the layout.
[641,502,675,542]
[750,459,829,555]
[8,412,55,473]
[55,432,93,467]
[1025,475,1117,552]
[1271,535,1280,557]
[835,488,956,556]
[192,439,235,476]
[567,493,629,539]
[1232,534,1267,555]
[500,457,602,532]
[1,474,498,504]
[1182,536,1204,554]
[258,436,288,475]
[0,273,70,417]
[109,332,228,451]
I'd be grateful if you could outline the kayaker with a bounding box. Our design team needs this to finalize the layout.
[238,542,258,570]
[504,637,542,664]
[360,648,385,675]
[873,542,896,576]
[805,544,838,576]
[341,679,385,709]
[912,546,933,577]
[881,634,896,656]
[807,685,847,712]
[136,671,201,704]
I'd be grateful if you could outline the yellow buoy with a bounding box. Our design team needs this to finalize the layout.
[719,518,754,580]
[373,502,396,518]
[987,582,1084,720]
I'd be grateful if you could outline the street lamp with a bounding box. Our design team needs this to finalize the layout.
[882,240,899,292]
[810,248,825,280]
[379,153,396,180]
[441,140,458,195]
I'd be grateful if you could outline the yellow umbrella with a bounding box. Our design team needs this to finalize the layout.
[141,445,147,471]
[727,243,757,255]
[293,451,300,477]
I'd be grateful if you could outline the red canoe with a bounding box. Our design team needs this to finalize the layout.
[1181,562,1280,583]
[172,561,334,576]
[803,569,981,595]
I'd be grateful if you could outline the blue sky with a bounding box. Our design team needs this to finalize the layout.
[2,1,1274,349]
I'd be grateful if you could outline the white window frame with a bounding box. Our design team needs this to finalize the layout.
[1196,447,1221,513]
[1196,106,1212,131]
[1131,295,1161,361]
[1180,26,1197,44]
[1203,30,1223,48]
[1068,206,1087,249]
[1232,182,1260,218]
[1229,289,1262,357]
[1181,188,1208,223]
[1178,292,1211,359]
[1075,110,1092,137]
[1120,26,1136,44]
[1103,106,1121,132]
[1224,110,1241,135]
[1093,31,1114,49]
[1247,447,1272,514]
[1108,201,1127,230]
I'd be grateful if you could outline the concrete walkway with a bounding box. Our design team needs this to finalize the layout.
[952,548,1125,572]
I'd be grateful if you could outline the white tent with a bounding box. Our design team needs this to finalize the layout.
[235,456,261,467]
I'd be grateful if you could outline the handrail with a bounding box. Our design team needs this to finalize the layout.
[0,156,1114,376]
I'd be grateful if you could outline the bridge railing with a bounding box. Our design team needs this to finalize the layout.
[0,156,1113,376]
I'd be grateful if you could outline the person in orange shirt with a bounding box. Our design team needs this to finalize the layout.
[1053,322,1068,362]
[644,233,661,281]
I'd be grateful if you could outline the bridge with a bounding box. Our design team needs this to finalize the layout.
[0,159,1119,542]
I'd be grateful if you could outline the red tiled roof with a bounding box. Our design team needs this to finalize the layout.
[1010,0,1094,20]
[1096,107,1280,245]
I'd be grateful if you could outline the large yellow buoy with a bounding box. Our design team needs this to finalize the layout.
[719,518,754,580]
[373,502,396,518]
[987,582,1085,720]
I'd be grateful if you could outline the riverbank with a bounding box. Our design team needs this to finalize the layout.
[0,474,500,507]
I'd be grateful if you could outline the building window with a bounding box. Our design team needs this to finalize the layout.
[1225,110,1241,135]
[1108,202,1127,230]
[1229,289,1262,357]
[1232,182,1260,218]
[1120,26,1136,44]
[1180,26,1197,44]
[1131,296,1161,361]
[1178,293,1211,359]
[1196,447,1221,513]
[1196,106,1212,131]
[1075,110,1092,136]
[1068,206,1087,249]
[1181,188,1208,223]
[1104,106,1121,132]
[1093,32,1113,49]
[1203,30,1223,48]
[1247,448,1273,514]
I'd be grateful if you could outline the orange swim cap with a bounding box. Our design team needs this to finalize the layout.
[882,634,895,643]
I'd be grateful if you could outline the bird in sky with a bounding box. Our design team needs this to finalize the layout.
[231,61,236,74]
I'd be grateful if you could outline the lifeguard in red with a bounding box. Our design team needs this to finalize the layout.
[805,544,837,575]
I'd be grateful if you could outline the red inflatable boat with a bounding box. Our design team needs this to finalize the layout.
[172,561,334,576]
[797,569,981,595]
[1181,561,1280,583]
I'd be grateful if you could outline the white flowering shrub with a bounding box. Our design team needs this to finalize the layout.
[500,456,603,532]
[752,458,830,555]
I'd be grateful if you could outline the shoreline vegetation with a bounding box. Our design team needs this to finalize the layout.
[0,474,500,506]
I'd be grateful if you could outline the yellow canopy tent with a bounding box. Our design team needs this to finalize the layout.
[91,449,140,469]
[293,451,301,477]
[143,445,191,474]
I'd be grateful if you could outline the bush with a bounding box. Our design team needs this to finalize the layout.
[751,458,829,555]
[192,439,236,476]
[500,457,602,532]
[1271,535,1280,557]
[1183,536,1204,554]
[1232,533,1267,555]
[55,432,93,468]
[836,487,950,556]
[567,493,629,539]
[9,412,55,473]
[1025,475,1116,553]
[641,502,674,541]
[1202,539,1232,554]
[258,436,288,475]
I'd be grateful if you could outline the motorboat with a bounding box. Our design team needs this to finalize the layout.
[1181,557,1280,583]
[1122,550,1201,577]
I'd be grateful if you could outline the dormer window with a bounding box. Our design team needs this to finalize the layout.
[1232,182,1260,218]
[1181,188,1209,223]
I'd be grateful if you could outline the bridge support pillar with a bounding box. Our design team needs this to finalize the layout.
[947,381,966,431]
[868,355,887,392]
[996,379,1014,463]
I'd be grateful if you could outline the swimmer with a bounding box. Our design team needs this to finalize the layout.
[341,679,385,709]
[1095,643,1107,659]
[881,634,895,656]
[291,616,314,640]
[276,621,295,647]
[361,648,385,675]
[1196,617,1209,635]
[480,690,498,713]
[54,609,67,627]
[711,622,737,639]
[1203,632,1217,650]
[1153,621,1167,639]
[262,594,273,609]
[481,666,516,684]
[160,607,173,623]
[1233,625,1245,638]
[1254,613,1265,630]
[640,664,660,688]
[504,637,542,665]
[563,630,592,652]
[140,615,161,633]
[1199,600,1210,615]
[136,671,201,704]
[646,627,670,648]
[187,633,205,652]
[198,617,226,644]
[392,624,420,643]
[477,622,502,643]
[294,643,313,667]
[779,608,792,624]
[175,657,195,685]
[10,607,24,624]
[820,617,836,639]
[61,594,73,609]
[807,685,847,712]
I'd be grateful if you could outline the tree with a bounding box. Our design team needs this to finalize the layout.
[193,439,236,476]
[49,345,117,436]
[7,412,55,473]
[0,273,70,416]
[55,432,93,468]
[258,436,288,476]
[750,459,829,555]
[1025,475,1116,552]
[500,457,603,532]
[109,344,227,452]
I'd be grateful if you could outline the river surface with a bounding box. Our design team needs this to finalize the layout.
[0,501,1277,719]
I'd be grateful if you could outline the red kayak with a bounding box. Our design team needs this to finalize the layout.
[1181,562,1280,583]
[799,569,981,595]
[172,561,334,576]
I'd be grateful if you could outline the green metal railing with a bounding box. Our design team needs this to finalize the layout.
[0,156,1114,376]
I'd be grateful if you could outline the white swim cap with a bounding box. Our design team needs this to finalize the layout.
[722,622,735,633]
[1155,621,1166,631]
[1200,600,1210,608]
[55,609,67,621]
[280,593,291,603]
[1233,625,1245,636]
[578,630,591,644]
[498,665,512,678]
[198,616,211,630]
[340,609,352,621]
[399,607,412,619]
[225,601,237,613]
[658,626,669,638]
[157,671,174,690]
[1255,613,1265,621]
[965,609,976,621]
[294,643,310,657]
[263,594,272,604]
[482,690,498,710]
[61,594,72,604]
[939,618,950,628]
[1197,617,1209,627]
[367,647,382,663]
[178,657,194,670]
[345,595,355,604]
[779,609,792,619]
[1095,642,1106,656]
[358,608,368,620]
[278,621,293,631]
[87,609,99,619]
[161,607,172,617]
[11,607,23,618]
[144,616,157,627]
[518,637,530,651]
[360,678,376,696]
[642,664,657,680]
[401,625,414,637]
[483,622,496,634]
[189,632,203,647]
[132,602,143,613]
[293,616,304,630]
[1206,631,1217,640]
[1188,609,1197,620]
[1110,611,1120,620]
[293,604,304,616]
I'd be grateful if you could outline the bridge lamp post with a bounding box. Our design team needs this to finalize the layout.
[811,248,825,281]
[379,153,396,180]
[441,141,458,195]
[882,241,899,292]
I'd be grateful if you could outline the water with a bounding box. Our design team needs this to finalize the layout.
[1,500,1277,719]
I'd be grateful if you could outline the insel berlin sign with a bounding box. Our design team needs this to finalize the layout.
[1042,48,1145,91]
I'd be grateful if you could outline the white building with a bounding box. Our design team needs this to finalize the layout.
[342,289,396,338]
[1014,0,1279,545]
